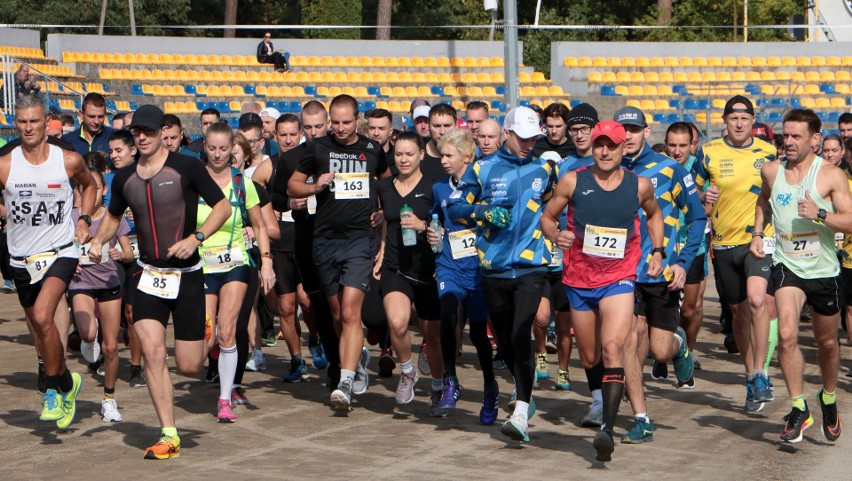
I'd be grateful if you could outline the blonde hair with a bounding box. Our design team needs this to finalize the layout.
[436,128,475,161]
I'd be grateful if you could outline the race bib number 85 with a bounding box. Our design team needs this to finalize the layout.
[138,268,181,299]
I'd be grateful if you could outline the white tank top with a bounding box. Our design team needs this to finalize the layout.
[6,144,76,260]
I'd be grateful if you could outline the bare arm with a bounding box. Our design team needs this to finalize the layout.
[251,160,272,188]
[67,151,97,243]
[247,204,276,293]
[260,202,280,241]
[88,214,121,263]
[818,166,852,233]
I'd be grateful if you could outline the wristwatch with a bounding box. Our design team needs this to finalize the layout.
[194,231,205,243]
[78,214,92,227]
[651,246,667,259]
[817,208,827,222]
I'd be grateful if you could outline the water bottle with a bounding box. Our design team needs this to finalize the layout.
[401,204,417,246]
[430,214,443,253]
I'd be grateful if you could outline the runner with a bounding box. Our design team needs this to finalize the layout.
[62,92,114,158]
[1,95,97,430]
[465,101,490,137]
[421,104,455,182]
[692,95,778,413]
[288,95,387,410]
[751,108,852,443]
[200,121,275,422]
[70,168,135,422]
[839,112,852,144]
[532,102,576,159]
[161,115,200,159]
[448,106,554,442]
[475,118,502,159]
[88,104,231,459]
[541,120,664,462]
[186,108,221,155]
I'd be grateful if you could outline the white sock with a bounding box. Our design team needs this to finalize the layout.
[674,332,684,351]
[591,389,603,404]
[218,344,238,400]
[635,412,649,423]
[341,369,356,383]
[513,401,530,423]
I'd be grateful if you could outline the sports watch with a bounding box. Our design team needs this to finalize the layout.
[651,246,667,259]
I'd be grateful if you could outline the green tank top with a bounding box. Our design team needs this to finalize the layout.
[769,156,839,279]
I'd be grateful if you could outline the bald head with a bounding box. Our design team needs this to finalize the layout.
[477,118,502,157]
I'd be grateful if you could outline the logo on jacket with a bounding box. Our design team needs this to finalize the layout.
[532,178,542,192]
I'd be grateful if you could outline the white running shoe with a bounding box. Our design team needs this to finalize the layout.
[581,398,604,427]
[101,398,123,422]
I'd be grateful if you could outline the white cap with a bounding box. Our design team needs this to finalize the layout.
[504,106,543,139]
[260,107,281,119]
[413,105,431,120]
[538,151,562,164]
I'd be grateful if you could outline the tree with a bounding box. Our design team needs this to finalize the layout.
[376,0,392,40]
[658,0,672,24]
[224,0,237,38]
[301,0,362,39]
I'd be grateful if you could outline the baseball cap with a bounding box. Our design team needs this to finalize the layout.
[538,151,563,164]
[723,95,755,116]
[410,99,430,114]
[239,112,263,129]
[413,106,431,120]
[566,103,599,127]
[503,106,543,139]
[590,120,627,144]
[259,107,281,119]
[47,119,63,132]
[751,122,775,143]
[614,106,647,127]
[456,117,468,130]
[128,105,165,131]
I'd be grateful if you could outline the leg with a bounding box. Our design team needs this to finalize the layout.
[555,311,573,371]
[680,281,704,350]
[384,292,413,365]
[624,315,647,415]
[439,294,461,376]
[278,292,302,357]
[30,278,71,378]
[98,298,122,394]
[746,276,770,374]
[812,310,840,395]
[775,287,806,399]
[338,286,366,371]
[216,281,248,402]
[134,319,175,428]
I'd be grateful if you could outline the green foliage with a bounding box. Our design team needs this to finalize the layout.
[302,0,362,39]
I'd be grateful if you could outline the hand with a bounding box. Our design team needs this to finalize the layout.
[108,246,122,261]
[125,210,135,224]
[704,185,719,204]
[290,198,307,211]
[315,172,335,193]
[482,206,511,228]
[370,210,385,229]
[646,253,663,278]
[167,236,201,259]
[668,264,687,291]
[76,220,92,244]
[426,226,443,246]
[399,211,424,231]
[797,191,819,220]
[749,235,766,259]
[243,226,255,243]
[556,230,575,250]
[259,259,276,294]
[87,239,104,264]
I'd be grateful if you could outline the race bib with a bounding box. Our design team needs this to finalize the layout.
[138,268,181,299]
[307,195,317,215]
[582,225,627,259]
[449,229,477,259]
[835,232,845,242]
[779,231,820,259]
[78,242,109,266]
[332,172,370,200]
[550,245,564,267]
[763,236,776,255]
[116,235,140,259]
[281,210,294,222]
[201,245,245,273]
[25,251,58,284]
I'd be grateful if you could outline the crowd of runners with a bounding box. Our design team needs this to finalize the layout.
[3,88,852,462]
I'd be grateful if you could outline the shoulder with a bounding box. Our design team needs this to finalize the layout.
[378,175,394,189]
[62,147,85,166]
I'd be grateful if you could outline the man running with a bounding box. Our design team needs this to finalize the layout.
[751,108,852,443]
[2,95,97,430]
[475,118,502,159]
[533,102,576,159]
[88,104,231,459]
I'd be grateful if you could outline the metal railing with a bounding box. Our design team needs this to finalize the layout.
[1,53,88,117]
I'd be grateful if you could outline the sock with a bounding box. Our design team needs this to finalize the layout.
[591,389,603,404]
[821,390,837,405]
[674,331,684,352]
[585,360,604,392]
[431,378,443,392]
[791,395,806,411]
[746,372,755,382]
[401,359,414,373]
[635,412,649,423]
[293,354,304,364]
[513,400,530,422]
[341,369,356,383]
[765,318,778,373]
[104,386,115,399]
[752,369,766,379]
[601,368,626,434]
[58,369,74,393]
[253,348,263,357]
[218,344,238,401]
[161,427,178,438]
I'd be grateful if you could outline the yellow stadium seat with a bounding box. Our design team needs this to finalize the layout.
[613,71,629,83]
[722,57,737,67]
[766,56,781,67]
[837,71,851,81]
[384,72,399,83]
[443,86,457,97]
[267,86,282,97]
[328,86,343,97]
[628,86,643,96]
[658,72,674,83]
[831,97,847,108]
[333,72,347,82]
[638,99,654,111]
[717,72,732,82]
[775,71,791,81]
[673,72,688,83]
[398,57,412,68]
[392,86,405,97]
[164,101,177,113]
[320,71,333,82]
[642,85,658,95]
[789,71,805,82]
[687,72,702,82]
[795,56,811,66]
[751,57,767,67]
[549,85,566,96]
[521,86,536,97]
[519,72,531,83]
[707,57,722,67]
[815,97,831,109]
[605,57,620,67]
[400,72,414,82]
[403,86,417,96]
[491,72,505,83]
[649,57,664,67]
[630,72,645,82]
[804,84,821,95]
[588,72,603,82]
[702,72,716,82]
[835,84,850,95]
[736,56,751,67]
[532,86,548,96]
[654,99,672,111]
[482,86,497,97]
[437,57,451,67]
[476,72,491,83]
[450,57,464,67]
[776,85,790,95]
[810,56,826,66]
[781,56,796,66]
[564,57,578,67]
[578,56,593,67]
[758,71,774,81]
[805,71,820,82]
[388,101,403,112]
[621,57,635,67]
[820,71,836,82]
[635,57,650,67]
[678,57,693,67]
[658,85,674,96]
[614,85,629,96]
[491,57,504,67]
[692,57,708,67]
[592,57,607,67]
[468,86,484,97]
[532,72,546,82]
[664,57,678,67]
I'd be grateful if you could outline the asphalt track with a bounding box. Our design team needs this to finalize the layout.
[0,278,848,481]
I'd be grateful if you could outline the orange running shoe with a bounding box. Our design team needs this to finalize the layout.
[144,435,181,460]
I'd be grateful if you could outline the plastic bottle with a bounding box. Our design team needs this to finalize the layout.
[401,204,417,246]
[430,214,443,253]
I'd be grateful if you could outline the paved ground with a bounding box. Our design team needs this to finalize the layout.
[0,279,850,481]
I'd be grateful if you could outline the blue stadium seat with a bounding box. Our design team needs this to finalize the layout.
[820,84,836,94]
[600,86,618,96]
[431,86,447,97]
[364,101,377,111]
[669,99,681,109]
[672,85,688,95]
[217,101,230,113]
[357,102,365,112]
[770,98,786,107]
[653,113,667,123]
[196,101,208,111]
[491,100,505,111]
[245,85,263,97]
[368,86,384,98]
[519,100,530,107]
[304,86,320,97]
[74,99,82,110]
[766,112,782,123]
[185,85,202,96]
[496,86,506,96]
[745,84,760,95]
[570,100,583,107]
[131,84,145,96]
[227,117,239,128]
[790,98,802,108]
[107,101,117,111]
[666,113,680,123]
[129,102,138,110]
[817,112,828,122]
[828,112,840,122]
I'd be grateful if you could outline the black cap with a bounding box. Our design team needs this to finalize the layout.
[751,122,775,143]
[567,103,599,127]
[723,95,755,116]
[128,105,164,131]
[239,112,263,129]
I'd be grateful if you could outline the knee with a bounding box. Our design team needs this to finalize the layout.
[101,339,118,359]
[601,342,622,365]
[177,359,201,377]
[777,325,798,348]
[747,293,766,312]
[340,304,360,324]
[681,304,695,321]
[817,334,838,353]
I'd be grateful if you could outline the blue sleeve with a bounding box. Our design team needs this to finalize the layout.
[672,163,707,269]
[446,164,483,222]
[691,147,710,189]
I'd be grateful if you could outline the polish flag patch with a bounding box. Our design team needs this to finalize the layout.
[47,183,62,189]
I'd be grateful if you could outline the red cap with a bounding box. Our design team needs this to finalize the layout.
[456,117,468,130]
[591,120,626,144]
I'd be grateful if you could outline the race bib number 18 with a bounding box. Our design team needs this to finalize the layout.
[582,225,627,259]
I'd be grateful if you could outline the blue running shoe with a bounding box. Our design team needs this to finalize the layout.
[438,376,460,410]
[281,358,307,383]
[310,340,328,370]
[480,380,499,425]
[672,327,694,384]
[745,378,765,413]
[621,417,654,444]
[753,372,774,403]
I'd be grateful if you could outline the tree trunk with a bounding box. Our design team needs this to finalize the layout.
[376,0,392,40]
[224,0,238,38]
[657,0,672,24]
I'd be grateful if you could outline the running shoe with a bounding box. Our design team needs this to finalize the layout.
[581,398,604,427]
[396,370,418,404]
[501,413,529,442]
[56,372,82,429]
[745,378,765,413]
[535,353,550,380]
[87,354,104,376]
[378,348,396,378]
[752,372,774,403]
[651,361,668,380]
[353,347,371,395]
[205,361,219,384]
[309,339,329,370]
[144,435,180,460]
[724,332,739,354]
[507,390,536,420]
[40,389,63,421]
[231,387,249,406]
[492,349,507,370]
[129,365,147,387]
[217,398,236,423]
[417,342,431,376]
[677,376,696,389]
[81,337,100,364]
[693,355,702,371]
[817,389,842,441]
[593,430,615,462]
[430,390,448,417]
[621,417,654,444]
[330,379,353,411]
[438,376,460,411]
[1,279,15,293]
[281,357,307,383]
[261,333,277,347]
[545,333,557,354]
[556,369,572,391]
[672,327,694,384]
[245,350,267,372]
[37,363,46,394]
[781,405,813,443]
[480,380,499,425]
[101,398,123,422]
[96,362,105,377]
